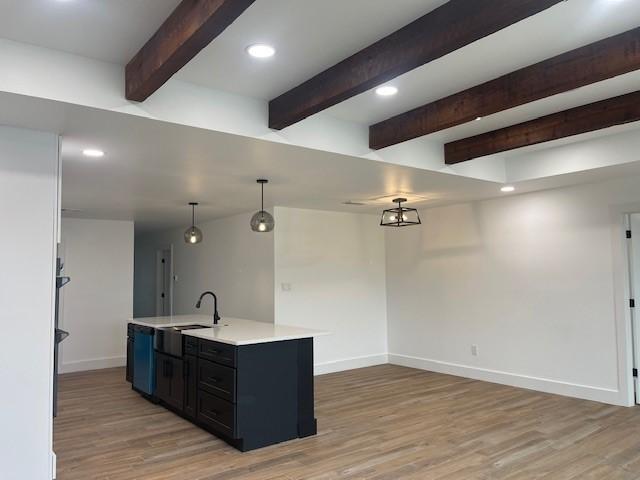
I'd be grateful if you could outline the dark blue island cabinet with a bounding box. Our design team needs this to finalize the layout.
[127,324,317,452]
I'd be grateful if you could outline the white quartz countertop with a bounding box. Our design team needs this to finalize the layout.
[129,315,329,346]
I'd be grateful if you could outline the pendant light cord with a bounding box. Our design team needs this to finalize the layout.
[192,204,195,227]
[261,182,265,221]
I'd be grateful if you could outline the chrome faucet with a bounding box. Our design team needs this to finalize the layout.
[196,291,221,325]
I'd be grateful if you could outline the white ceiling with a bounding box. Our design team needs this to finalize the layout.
[3,0,637,151]
[0,0,180,64]
[175,0,447,99]
[326,0,640,126]
[1,0,637,137]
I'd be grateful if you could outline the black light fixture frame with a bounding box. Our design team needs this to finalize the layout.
[380,197,422,227]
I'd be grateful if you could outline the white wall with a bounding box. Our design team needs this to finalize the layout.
[274,207,388,374]
[59,218,134,373]
[0,126,59,479]
[385,175,640,406]
[135,207,388,375]
[135,212,274,323]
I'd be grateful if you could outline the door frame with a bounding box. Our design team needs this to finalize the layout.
[624,213,640,404]
[610,204,640,407]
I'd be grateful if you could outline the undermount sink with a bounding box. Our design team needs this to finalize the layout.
[172,323,231,330]
[169,324,209,331]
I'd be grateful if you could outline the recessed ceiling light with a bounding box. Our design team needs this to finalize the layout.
[82,149,104,158]
[375,85,398,97]
[246,44,275,58]
[501,185,515,193]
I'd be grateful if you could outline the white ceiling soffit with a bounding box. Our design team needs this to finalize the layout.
[3,91,640,232]
[0,91,497,231]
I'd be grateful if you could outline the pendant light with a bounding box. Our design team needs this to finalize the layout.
[184,202,203,244]
[380,198,421,227]
[250,179,275,233]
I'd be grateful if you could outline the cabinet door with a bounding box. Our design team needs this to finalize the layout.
[155,352,172,404]
[183,354,197,419]
[156,353,184,411]
[126,337,134,383]
[168,356,184,411]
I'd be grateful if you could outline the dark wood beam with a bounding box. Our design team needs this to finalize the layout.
[444,91,640,164]
[268,0,564,130]
[126,0,256,102]
[371,27,640,150]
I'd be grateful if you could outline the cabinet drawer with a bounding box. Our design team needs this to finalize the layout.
[184,336,198,355]
[198,339,236,367]
[198,391,236,438]
[198,359,236,402]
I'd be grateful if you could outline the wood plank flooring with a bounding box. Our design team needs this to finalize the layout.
[54,365,640,479]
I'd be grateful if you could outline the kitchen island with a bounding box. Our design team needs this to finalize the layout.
[127,315,327,452]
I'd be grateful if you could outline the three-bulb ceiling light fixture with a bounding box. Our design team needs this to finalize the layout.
[250,179,275,233]
[380,198,421,227]
[184,202,203,244]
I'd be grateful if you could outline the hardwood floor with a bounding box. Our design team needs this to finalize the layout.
[54,365,640,480]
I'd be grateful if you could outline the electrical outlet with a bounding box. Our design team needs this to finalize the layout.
[471,344,479,356]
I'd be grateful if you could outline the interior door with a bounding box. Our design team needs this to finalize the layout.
[629,214,640,404]
[155,248,172,316]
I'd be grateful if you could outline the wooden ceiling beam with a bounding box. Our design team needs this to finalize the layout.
[126,0,256,102]
[371,27,640,150]
[268,0,564,130]
[444,91,640,164]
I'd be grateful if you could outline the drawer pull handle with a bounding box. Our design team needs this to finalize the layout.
[207,377,220,383]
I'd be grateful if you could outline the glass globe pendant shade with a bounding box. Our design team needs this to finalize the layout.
[184,202,203,244]
[250,179,275,233]
[184,225,203,244]
[250,210,275,233]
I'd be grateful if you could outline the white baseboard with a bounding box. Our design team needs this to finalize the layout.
[60,355,126,374]
[58,352,627,406]
[388,353,627,406]
[314,353,389,375]
[60,353,388,376]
